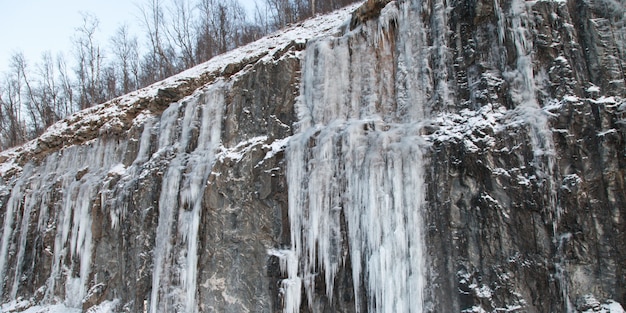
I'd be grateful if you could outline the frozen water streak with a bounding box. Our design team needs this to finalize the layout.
[149,83,225,313]
[503,0,567,310]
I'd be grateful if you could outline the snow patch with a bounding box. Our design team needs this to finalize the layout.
[595,96,617,104]
[587,85,601,93]
[216,136,268,163]
[604,301,626,313]
[474,285,493,298]
[107,163,126,176]
[262,137,291,161]
[85,300,120,313]
[597,129,617,137]
[561,174,581,192]
[578,295,625,313]
[428,104,504,151]
[462,305,489,313]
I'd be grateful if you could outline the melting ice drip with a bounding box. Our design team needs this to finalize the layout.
[148,83,225,313]
[278,8,427,312]
[501,0,571,311]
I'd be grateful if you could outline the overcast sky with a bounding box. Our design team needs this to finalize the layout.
[0,0,258,75]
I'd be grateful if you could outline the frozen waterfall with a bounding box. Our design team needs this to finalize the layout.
[0,82,227,313]
[278,5,429,312]
[1,0,625,311]
[0,135,131,307]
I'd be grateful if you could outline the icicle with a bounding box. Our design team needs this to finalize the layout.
[134,117,155,165]
[269,249,302,313]
[0,166,33,298]
[0,138,124,306]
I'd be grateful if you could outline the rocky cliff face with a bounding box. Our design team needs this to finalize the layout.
[0,0,625,312]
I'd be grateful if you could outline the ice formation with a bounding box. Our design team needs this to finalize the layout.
[277,3,428,312]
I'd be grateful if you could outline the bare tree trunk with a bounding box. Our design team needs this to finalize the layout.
[57,53,75,117]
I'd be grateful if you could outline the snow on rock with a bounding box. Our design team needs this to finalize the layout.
[0,299,121,313]
[578,295,626,313]
[107,163,126,176]
[0,299,95,313]
[261,136,291,162]
[427,104,506,151]
[85,300,121,313]
[216,136,268,164]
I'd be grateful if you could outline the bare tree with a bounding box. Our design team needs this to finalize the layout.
[0,88,7,149]
[263,0,357,29]
[57,53,76,117]
[196,0,218,62]
[102,65,118,99]
[110,24,140,95]
[73,12,105,109]
[264,0,299,29]
[0,58,27,147]
[13,52,64,136]
[253,1,272,35]
[197,0,247,59]
[168,0,197,68]
[38,52,62,128]
[10,53,43,135]
[139,0,175,84]
[0,52,64,142]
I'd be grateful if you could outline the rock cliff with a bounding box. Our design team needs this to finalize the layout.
[0,0,625,312]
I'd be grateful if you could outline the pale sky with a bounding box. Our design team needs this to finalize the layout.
[0,0,259,75]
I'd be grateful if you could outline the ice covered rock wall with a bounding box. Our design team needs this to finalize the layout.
[1,0,625,312]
